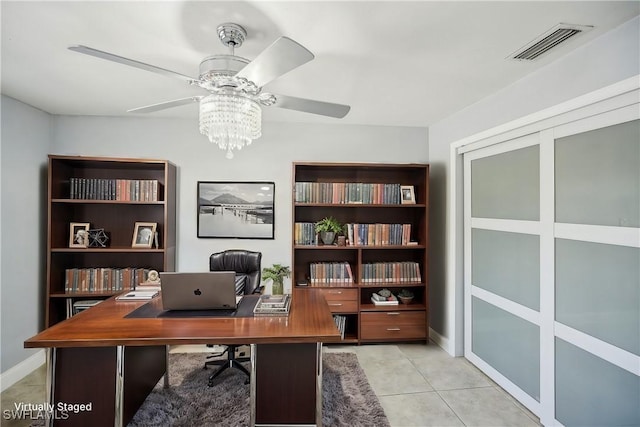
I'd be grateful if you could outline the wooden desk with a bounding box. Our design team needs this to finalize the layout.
[25,291,341,427]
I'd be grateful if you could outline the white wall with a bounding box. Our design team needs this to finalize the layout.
[428,16,640,355]
[1,96,52,372]
[52,116,428,289]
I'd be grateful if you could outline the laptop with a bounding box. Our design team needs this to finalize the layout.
[159,271,239,311]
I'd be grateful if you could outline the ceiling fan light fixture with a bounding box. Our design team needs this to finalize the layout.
[199,93,262,159]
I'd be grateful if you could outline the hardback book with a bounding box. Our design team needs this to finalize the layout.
[116,290,159,301]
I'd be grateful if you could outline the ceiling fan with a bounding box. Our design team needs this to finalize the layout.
[69,23,350,158]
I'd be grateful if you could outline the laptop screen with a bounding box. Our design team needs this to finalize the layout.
[159,271,237,311]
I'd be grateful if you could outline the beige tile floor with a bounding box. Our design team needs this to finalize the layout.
[1,343,541,427]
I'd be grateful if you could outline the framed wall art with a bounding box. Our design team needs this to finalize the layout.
[197,181,275,239]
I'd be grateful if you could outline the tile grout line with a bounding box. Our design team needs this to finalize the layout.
[407,354,469,427]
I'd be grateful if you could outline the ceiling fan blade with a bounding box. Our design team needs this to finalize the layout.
[127,96,202,114]
[69,45,198,84]
[271,94,350,118]
[236,37,314,88]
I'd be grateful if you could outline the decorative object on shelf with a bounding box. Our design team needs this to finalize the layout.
[146,270,161,284]
[197,181,274,239]
[371,289,399,306]
[69,23,349,160]
[88,228,109,248]
[315,216,344,245]
[401,185,416,204]
[261,263,291,295]
[132,222,157,248]
[69,222,90,248]
[397,289,415,304]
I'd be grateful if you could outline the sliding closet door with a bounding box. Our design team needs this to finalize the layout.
[552,117,639,427]
[464,111,639,426]
[464,134,544,414]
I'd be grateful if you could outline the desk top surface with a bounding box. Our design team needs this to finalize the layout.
[25,291,341,348]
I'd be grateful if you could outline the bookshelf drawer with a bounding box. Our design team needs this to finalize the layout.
[318,288,358,302]
[361,311,426,340]
[325,300,358,313]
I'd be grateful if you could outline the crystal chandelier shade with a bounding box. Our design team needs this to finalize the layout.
[199,93,262,159]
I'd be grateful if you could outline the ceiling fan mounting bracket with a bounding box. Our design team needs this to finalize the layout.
[217,23,247,49]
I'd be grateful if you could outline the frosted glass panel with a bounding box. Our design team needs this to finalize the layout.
[472,297,540,401]
[555,119,640,227]
[556,239,640,356]
[556,338,640,426]
[471,145,539,220]
[472,229,540,310]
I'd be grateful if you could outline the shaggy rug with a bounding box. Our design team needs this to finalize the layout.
[128,351,390,427]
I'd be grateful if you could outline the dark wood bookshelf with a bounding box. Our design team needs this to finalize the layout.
[292,162,429,344]
[46,155,177,326]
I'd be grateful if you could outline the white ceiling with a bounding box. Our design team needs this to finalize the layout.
[1,1,638,128]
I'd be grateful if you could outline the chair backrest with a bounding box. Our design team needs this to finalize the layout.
[209,250,262,295]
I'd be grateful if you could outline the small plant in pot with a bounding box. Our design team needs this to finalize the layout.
[315,216,343,245]
[397,289,414,304]
[262,264,291,295]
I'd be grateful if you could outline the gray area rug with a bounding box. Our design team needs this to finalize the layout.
[128,351,390,427]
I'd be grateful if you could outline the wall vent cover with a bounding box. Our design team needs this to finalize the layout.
[509,23,593,61]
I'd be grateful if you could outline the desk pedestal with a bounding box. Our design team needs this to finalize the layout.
[48,345,166,426]
[252,343,322,426]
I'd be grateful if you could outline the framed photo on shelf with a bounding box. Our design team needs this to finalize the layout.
[69,222,90,248]
[401,185,416,204]
[197,181,275,239]
[132,222,157,248]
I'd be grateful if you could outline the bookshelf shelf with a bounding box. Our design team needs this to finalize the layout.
[292,162,429,344]
[52,199,165,205]
[45,155,177,326]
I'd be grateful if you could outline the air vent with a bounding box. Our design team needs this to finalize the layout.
[509,23,593,61]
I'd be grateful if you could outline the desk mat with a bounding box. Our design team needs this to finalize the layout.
[125,294,259,319]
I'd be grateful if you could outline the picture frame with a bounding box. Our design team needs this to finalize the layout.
[132,222,157,248]
[197,181,275,239]
[401,185,416,204]
[69,222,90,248]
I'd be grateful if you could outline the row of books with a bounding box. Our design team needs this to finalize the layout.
[65,299,102,318]
[309,262,354,285]
[295,182,406,204]
[69,178,160,201]
[294,222,414,247]
[253,294,291,317]
[64,267,152,293]
[361,262,422,284]
[333,315,347,339]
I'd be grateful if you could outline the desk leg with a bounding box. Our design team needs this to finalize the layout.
[45,348,56,427]
[114,346,125,427]
[252,343,322,426]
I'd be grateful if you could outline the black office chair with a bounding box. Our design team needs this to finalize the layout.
[205,249,262,386]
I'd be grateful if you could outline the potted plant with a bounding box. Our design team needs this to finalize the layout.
[315,216,343,245]
[397,289,414,304]
[262,263,291,295]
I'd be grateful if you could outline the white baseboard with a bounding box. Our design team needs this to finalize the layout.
[429,328,453,356]
[1,350,45,392]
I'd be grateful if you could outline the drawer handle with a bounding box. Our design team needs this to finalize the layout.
[387,312,400,316]
[386,328,401,331]
[328,303,343,306]
[328,291,343,294]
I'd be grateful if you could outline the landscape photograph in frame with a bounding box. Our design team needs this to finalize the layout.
[197,181,275,239]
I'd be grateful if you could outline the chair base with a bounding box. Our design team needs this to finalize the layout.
[205,345,250,386]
